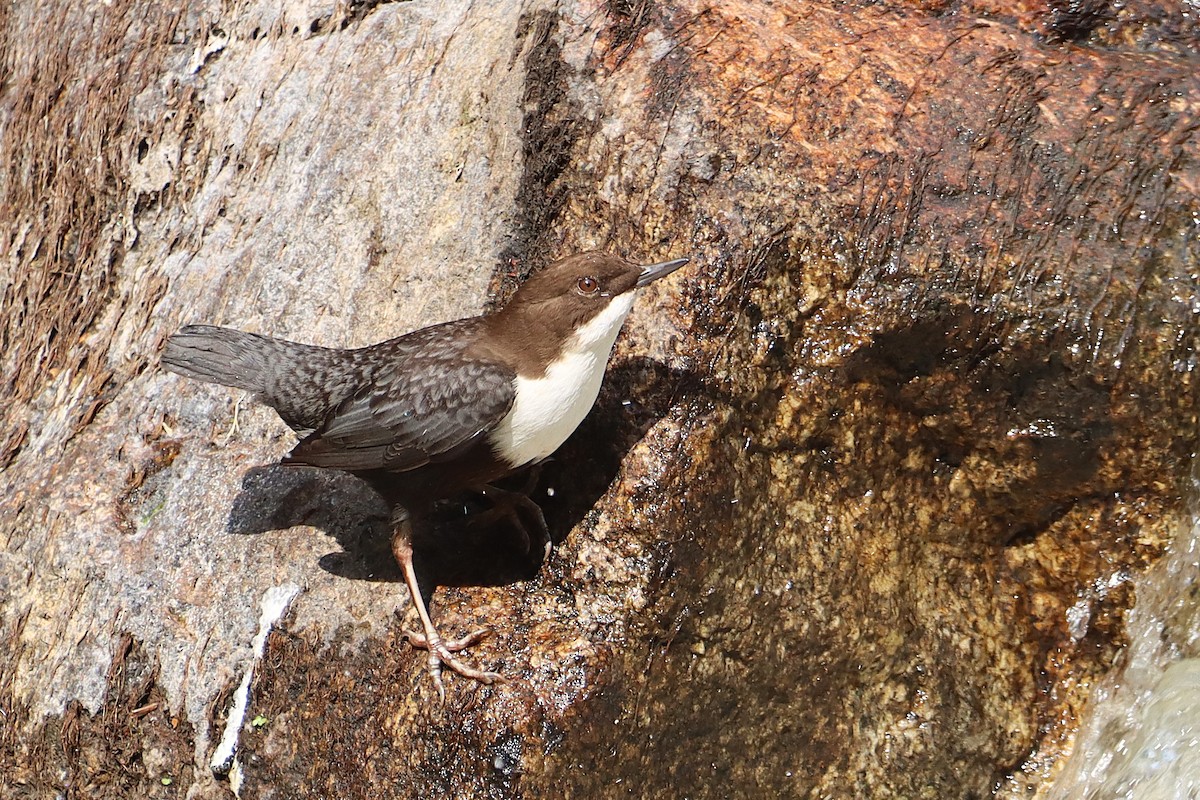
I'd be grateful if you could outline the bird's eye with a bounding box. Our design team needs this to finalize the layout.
[576,276,600,294]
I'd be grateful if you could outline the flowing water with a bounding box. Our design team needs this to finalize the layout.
[1049,473,1200,799]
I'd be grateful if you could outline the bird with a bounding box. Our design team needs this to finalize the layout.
[161,251,689,697]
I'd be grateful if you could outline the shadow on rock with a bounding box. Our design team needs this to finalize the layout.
[224,356,702,592]
[226,464,399,582]
[538,357,697,531]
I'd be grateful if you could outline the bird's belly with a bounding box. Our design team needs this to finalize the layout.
[489,349,607,468]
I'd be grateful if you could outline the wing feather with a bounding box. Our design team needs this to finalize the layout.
[283,322,515,472]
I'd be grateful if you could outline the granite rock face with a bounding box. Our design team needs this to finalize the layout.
[1,0,1197,798]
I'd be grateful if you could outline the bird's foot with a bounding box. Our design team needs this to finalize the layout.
[392,518,505,699]
[403,625,504,699]
[468,481,550,557]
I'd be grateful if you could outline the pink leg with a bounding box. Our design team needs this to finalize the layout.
[391,520,504,699]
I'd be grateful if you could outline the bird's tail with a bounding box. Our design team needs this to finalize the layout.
[163,324,356,432]
[161,324,281,392]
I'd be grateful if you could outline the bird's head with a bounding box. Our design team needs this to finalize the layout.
[501,252,689,351]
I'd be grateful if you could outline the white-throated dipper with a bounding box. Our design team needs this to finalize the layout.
[162,251,689,696]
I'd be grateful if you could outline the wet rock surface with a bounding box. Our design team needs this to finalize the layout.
[2,0,1197,798]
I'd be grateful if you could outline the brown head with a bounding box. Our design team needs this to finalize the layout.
[481,251,688,374]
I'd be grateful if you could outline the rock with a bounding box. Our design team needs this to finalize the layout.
[1,0,1196,797]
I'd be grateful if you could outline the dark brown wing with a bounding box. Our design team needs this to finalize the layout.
[283,322,515,472]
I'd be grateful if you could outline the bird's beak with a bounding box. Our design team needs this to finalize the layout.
[636,257,690,288]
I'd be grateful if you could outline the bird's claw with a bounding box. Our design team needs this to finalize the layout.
[469,483,550,555]
[403,626,489,651]
[404,627,504,700]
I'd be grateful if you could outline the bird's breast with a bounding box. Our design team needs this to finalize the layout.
[488,348,608,468]
[488,291,636,468]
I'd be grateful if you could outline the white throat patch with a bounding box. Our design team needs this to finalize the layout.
[490,291,638,467]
